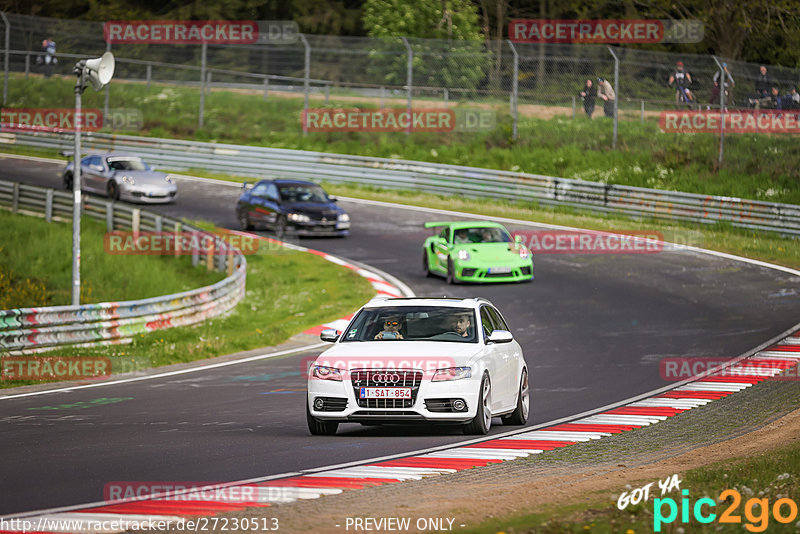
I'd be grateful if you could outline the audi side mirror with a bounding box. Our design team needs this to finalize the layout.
[320,329,340,342]
[487,330,513,344]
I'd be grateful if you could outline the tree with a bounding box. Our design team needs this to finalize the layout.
[362,0,489,94]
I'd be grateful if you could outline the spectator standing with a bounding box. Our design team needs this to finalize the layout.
[668,61,694,107]
[710,62,735,109]
[751,65,770,105]
[40,38,57,77]
[579,79,597,119]
[597,77,615,118]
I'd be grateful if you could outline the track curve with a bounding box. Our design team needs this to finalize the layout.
[1,154,798,515]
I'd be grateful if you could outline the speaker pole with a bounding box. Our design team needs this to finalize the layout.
[71,62,84,306]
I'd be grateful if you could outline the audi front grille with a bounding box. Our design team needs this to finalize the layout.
[351,369,423,408]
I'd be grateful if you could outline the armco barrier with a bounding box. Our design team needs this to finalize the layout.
[4,130,800,235]
[0,179,246,353]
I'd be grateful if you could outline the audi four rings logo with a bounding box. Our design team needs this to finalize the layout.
[372,373,401,383]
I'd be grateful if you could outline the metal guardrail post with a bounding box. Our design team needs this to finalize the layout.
[199,42,207,129]
[607,46,619,149]
[45,189,53,222]
[641,100,644,123]
[132,208,140,237]
[324,83,329,105]
[11,181,18,212]
[379,86,384,108]
[571,96,576,119]
[263,76,269,101]
[1,11,9,106]
[401,37,412,136]
[106,201,114,231]
[507,40,519,140]
[146,63,151,90]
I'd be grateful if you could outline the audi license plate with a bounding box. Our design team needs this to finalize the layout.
[360,387,411,399]
[488,267,512,274]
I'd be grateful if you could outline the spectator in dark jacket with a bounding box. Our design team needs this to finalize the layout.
[579,79,597,119]
[754,65,770,99]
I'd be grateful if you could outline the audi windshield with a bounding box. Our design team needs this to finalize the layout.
[341,306,478,343]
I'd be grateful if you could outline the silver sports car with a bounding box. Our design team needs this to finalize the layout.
[62,153,177,204]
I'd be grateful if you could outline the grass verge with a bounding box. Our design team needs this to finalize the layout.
[0,209,224,307]
[0,213,376,388]
[4,74,799,205]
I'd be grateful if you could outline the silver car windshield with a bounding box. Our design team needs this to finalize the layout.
[341,306,477,343]
[108,158,148,171]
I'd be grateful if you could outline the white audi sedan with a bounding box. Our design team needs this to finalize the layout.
[306,297,529,435]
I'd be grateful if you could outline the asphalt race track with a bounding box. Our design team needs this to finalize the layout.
[1,155,799,515]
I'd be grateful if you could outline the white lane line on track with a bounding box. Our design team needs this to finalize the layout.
[0,343,328,401]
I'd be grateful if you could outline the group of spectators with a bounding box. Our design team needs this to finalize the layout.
[579,77,616,119]
[578,62,800,118]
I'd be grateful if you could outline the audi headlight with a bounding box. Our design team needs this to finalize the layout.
[338,213,350,222]
[121,175,135,185]
[288,213,311,223]
[311,365,342,382]
[432,367,472,382]
[457,249,471,261]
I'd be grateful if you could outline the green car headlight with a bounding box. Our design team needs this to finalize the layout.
[457,249,470,261]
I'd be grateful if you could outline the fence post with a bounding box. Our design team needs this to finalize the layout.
[45,189,53,222]
[443,87,448,107]
[507,39,519,141]
[25,53,29,78]
[641,99,644,123]
[401,37,412,135]
[199,42,207,129]
[299,34,310,135]
[263,76,269,100]
[712,55,725,166]
[571,96,576,119]
[325,83,330,105]
[379,85,384,108]
[1,11,9,106]
[207,71,212,96]
[106,201,114,231]
[146,63,151,90]
[607,46,619,149]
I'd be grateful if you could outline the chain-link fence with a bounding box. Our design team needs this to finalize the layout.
[3,13,800,151]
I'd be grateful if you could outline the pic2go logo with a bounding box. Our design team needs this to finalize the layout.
[654,489,799,532]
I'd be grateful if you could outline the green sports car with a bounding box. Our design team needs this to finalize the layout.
[422,221,534,284]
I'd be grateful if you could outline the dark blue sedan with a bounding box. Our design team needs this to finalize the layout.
[236,179,350,237]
